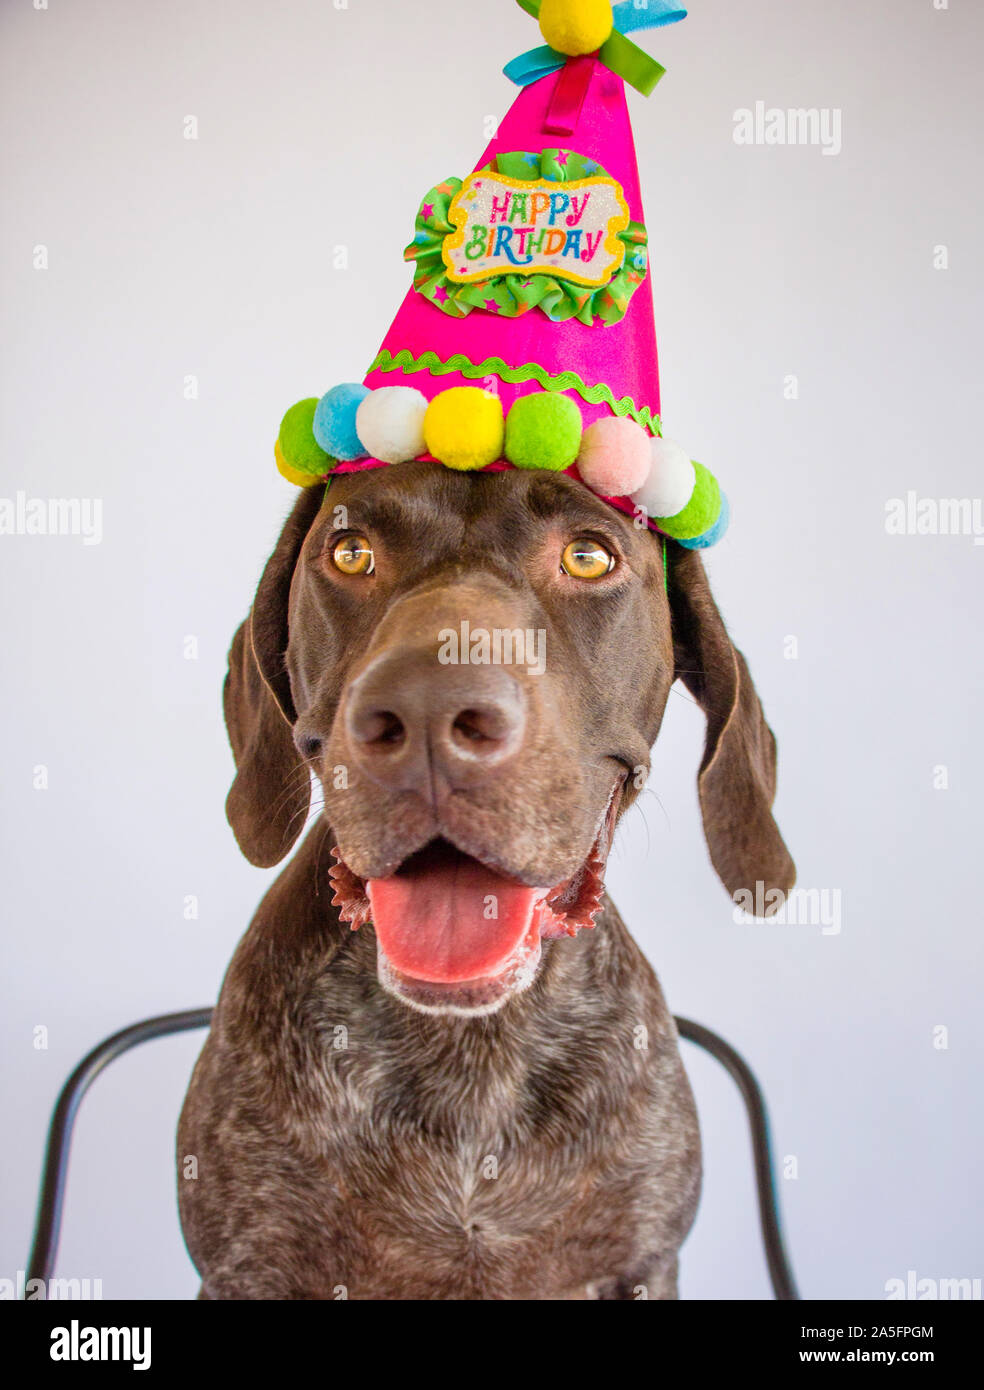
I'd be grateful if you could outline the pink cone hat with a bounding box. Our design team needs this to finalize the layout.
[363,59,660,435]
[275,9,729,551]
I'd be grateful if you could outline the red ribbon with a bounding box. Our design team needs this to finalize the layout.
[543,54,597,137]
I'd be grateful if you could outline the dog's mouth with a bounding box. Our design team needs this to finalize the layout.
[328,795,617,1014]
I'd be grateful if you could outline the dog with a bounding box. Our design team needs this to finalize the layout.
[177,459,795,1300]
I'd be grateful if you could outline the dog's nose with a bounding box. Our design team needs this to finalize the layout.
[345,651,527,796]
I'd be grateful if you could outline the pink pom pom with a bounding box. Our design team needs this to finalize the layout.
[576,417,652,498]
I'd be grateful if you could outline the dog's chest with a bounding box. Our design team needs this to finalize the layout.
[182,925,698,1300]
[298,1037,657,1299]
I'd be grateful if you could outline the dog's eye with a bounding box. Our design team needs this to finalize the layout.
[561,538,615,581]
[331,534,375,576]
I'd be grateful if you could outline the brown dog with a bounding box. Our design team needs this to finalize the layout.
[177,461,794,1300]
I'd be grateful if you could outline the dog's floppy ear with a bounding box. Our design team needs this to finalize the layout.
[668,545,796,907]
[224,487,324,868]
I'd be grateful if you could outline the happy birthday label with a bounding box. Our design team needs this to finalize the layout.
[443,171,630,289]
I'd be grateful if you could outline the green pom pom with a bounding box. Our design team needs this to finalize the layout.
[505,392,583,472]
[656,461,721,540]
[278,398,331,476]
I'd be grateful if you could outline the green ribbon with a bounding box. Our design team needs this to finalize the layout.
[599,29,666,97]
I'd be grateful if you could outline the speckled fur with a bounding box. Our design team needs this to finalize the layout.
[178,466,793,1300]
[180,823,699,1300]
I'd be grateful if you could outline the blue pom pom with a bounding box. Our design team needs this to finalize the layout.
[678,494,730,550]
[313,384,369,461]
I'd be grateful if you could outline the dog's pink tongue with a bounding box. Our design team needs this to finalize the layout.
[367,847,541,984]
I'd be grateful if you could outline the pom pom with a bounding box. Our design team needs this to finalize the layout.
[576,416,652,497]
[539,0,614,57]
[355,386,428,464]
[656,461,722,540]
[275,438,324,488]
[278,398,331,476]
[424,387,505,471]
[630,436,696,520]
[313,383,369,461]
[678,494,731,550]
[505,392,583,472]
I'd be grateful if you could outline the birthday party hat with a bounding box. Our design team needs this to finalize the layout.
[274,0,729,550]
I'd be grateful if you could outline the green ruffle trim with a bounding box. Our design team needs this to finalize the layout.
[404,149,649,327]
[368,348,662,435]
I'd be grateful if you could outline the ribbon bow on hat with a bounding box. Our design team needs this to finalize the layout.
[506,0,688,102]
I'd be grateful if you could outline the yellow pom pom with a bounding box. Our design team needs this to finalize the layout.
[424,387,505,471]
[539,0,614,57]
[275,439,324,488]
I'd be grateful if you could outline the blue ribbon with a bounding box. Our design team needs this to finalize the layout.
[504,2,687,93]
[504,44,569,88]
[612,2,688,36]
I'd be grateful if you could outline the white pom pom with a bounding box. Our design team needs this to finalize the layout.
[355,387,428,464]
[630,436,696,519]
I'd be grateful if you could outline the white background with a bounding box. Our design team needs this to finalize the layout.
[1,0,981,1301]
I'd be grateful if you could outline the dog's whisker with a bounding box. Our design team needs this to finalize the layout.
[249,774,312,828]
[667,684,735,721]
[313,820,336,898]
[636,786,671,835]
[250,765,320,833]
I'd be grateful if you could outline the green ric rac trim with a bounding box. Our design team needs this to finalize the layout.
[369,349,662,436]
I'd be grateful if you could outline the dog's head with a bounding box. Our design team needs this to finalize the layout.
[225,461,794,1016]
